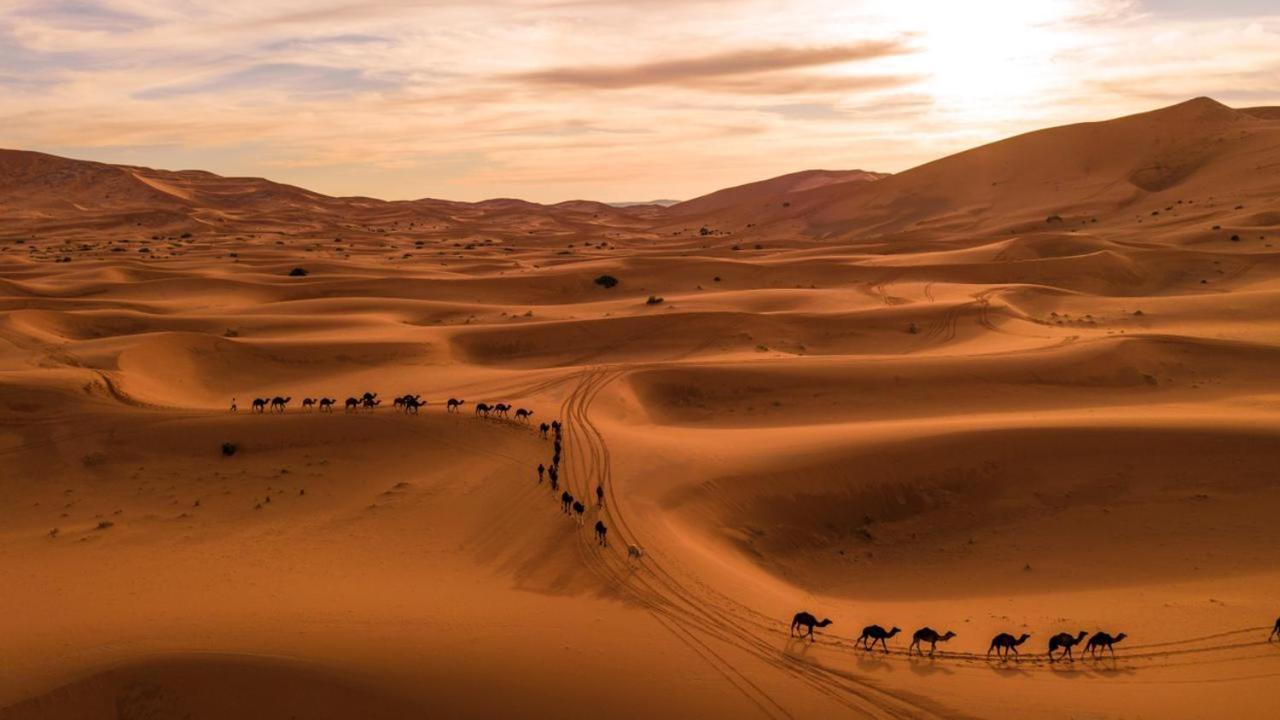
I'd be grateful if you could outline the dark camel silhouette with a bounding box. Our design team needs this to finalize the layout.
[230,397,238,413]
[537,464,545,483]
[988,633,1031,660]
[1048,631,1089,662]
[447,398,465,412]
[301,398,317,411]
[596,484,604,508]
[1084,632,1126,658]
[270,396,291,413]
[790,612,832,643]
[361,392,378,403]
[551,420,562,435]
[539,422,550,438]
[318,397,336,412]
[1271,617,1280,642]
[858,625,901,653]
[402,396,425,414]
[492,403,511,418]
[909,628,956,657]
[361,397,381,411]
[594,520,607,546]
[251,397,268,413]
[475,402,491,417]
[515,408,533,422]
[393,395,410,410]
[572,500,585,525]
[553,439,562,455]
[344,397,360,412]
[548,467,559,491]
[561,491,574,514]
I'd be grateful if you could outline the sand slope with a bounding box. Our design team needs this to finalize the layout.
[2,98,1280,719]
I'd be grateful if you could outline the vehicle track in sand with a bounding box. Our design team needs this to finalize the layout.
[552,368,1280,717]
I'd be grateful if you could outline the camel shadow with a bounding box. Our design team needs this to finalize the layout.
[907,657,954,677]
[854,653,893,675]
[986,659,1031,678]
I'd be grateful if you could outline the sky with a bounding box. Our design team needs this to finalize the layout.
[2,0,1279,203]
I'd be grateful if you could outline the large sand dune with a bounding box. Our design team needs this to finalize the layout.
[2,98,1279,719]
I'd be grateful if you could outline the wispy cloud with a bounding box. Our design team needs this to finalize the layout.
[134,62,403,99]
[513,40,913,89]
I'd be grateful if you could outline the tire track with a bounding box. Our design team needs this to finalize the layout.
[554,368,1280,713]
[560,368,956,720]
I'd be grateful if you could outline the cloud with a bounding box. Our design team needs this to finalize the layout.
[12,0,154,33]
[133,62,402,99]
[512,40,914,89]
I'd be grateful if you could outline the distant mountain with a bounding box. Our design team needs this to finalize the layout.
[5,98,1274,244]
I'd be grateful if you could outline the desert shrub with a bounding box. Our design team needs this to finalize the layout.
[288,267,308,277]
[646,295,664,305]
[96,520,114,530]
[221,442,238,457]
[594,274,619,289]
[1046,214,1063,224]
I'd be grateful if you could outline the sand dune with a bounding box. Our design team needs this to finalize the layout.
[2,98,1280,719]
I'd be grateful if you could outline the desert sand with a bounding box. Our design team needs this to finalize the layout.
[1,97,1279,719]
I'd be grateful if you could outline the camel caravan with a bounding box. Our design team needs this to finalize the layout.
[232,392,533,420]
[790,613,1280,662]
[787,613,1131,662]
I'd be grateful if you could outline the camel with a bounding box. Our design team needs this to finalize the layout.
[909,628,956,657]
[251,397,268,413]
[561,491,574,514]
[537,464,545,483]
[1048,631,1089,662]
[857,625,901,653]
[270,396,291,413]
[475,402,491,417]
[572,500,585,525]
[361,392,378,403]
[1084,632,1126,659]
[551,420,562,435]
[627,545,645,562]
[1272,617,1280,642]
[230,397,238,413]
[318,398,336,412]
[402,396,425,414]
[344,397,360,412]
[553,439,562,455]
[393,395,408,410]
[539,422,550,438]
[987,633,1031,660]
[596,484,604,508]
[301,398,317,411]
[548,467,559,491]
[594,520,607,546]
[492,403,511,418]
[790,612,833,643]
[447,398,465,412]
[361,397,381,412]
[515,408,533,422]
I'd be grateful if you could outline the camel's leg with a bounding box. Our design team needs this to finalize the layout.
[986,645,994,659]
[930,640,937,657]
